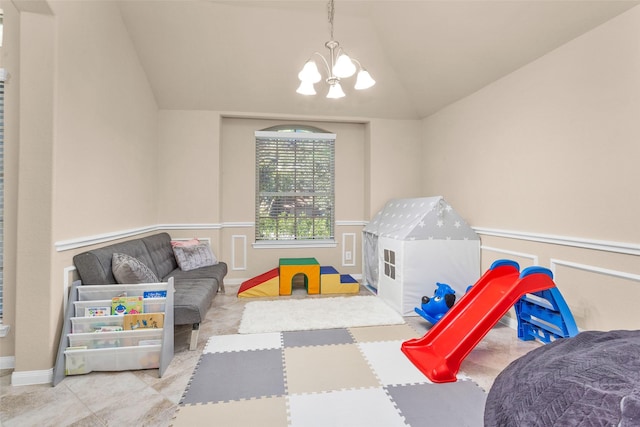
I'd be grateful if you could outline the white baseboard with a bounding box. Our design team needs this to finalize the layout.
[11,368,53,386]
[0,355,15,370]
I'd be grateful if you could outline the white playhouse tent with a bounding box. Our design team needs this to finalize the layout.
[363,196,481,316]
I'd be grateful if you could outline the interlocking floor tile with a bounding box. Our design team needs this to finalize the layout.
[173,396,288,427]
[348,323,420,343]
[358,340,430,386]
[180,349,285,404]
[203,332,282,353]
[386,381,486,427]
[284,344,379,394]
[288,387,408,427]
[283,328,354,348]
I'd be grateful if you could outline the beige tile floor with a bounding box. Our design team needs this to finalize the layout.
[0,284,540,426]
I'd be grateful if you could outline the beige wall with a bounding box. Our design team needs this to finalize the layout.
[52,0,159,240]
[366,119,423,218]
[421,6,640,330]
[13,8,56,373]
[0,0,21,363]
[157,110,221,225]
[1,0,159,374]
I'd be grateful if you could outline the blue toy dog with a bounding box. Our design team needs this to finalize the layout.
[414,282,457,325]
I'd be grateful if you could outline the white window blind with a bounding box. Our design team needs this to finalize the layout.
[255,130,335,242]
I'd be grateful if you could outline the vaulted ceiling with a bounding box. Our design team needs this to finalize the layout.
[118,0,639,120]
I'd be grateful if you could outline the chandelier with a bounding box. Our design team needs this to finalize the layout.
[296,0,375,99]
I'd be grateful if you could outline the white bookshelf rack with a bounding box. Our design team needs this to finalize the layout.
[52,278,174,386]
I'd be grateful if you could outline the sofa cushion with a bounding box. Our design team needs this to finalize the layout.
[74,239,156,285]
[112,253,159,284]
[172,279,216,325]
[172,242,218,271]
[142,232,179,279]
[171,238,200,247]
[164,263,227,290]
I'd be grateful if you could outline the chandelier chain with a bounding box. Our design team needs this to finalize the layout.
[327,0,335,40]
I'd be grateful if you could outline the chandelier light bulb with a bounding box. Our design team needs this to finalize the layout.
[298,60,322,83]
[296,80,317,95]
[326,82,346,99]
[354,69,376,90]
[333,53,356,78]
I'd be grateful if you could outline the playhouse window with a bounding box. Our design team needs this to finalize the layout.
[384,249,396,279]
[254,127,335,243]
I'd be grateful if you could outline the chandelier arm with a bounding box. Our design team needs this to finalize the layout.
[311,51,332,77]
[350,57,365,71]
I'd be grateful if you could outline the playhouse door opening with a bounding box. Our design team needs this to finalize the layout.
[291,273,309,292]
[363,231,379,292]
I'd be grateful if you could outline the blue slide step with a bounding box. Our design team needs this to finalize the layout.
[320,266,339,275]
[340,274,357,284]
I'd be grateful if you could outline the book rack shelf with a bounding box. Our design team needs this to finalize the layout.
[52,278,174,386]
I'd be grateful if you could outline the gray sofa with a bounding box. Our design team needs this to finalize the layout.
[73,232,227,350]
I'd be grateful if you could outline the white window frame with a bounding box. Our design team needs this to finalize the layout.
[254,129,336,248]
[384,249,396,280]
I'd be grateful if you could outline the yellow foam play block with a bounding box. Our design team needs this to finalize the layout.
[238,275,280,298]
[238,268,281,298]
[320,267,360,294]
[279,258,320,295]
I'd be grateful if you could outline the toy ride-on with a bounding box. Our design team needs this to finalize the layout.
[414,282,456,325]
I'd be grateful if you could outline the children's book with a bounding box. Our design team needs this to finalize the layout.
[65,347,89,375]
[111,296,144,315]
[143,290,167,299]
[96,326,124,333]
[123,313,164,330]
[85,306,111,317]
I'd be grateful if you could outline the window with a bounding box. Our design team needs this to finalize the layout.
[384,249,396,280]
[255,126,335,243]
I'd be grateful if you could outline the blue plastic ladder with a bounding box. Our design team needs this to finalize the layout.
[515,283,579,343]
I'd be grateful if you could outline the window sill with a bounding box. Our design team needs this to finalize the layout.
[253,240,337,249]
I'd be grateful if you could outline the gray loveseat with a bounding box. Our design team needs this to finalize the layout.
[73,232,227,350]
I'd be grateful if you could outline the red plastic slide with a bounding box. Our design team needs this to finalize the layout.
[401,260,556,383]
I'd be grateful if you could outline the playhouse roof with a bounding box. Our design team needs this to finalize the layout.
[363,196,479,241]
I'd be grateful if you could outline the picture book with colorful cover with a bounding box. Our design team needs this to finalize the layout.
[111,296,143,315]
[123,313,164,330]
[85,306,111,317]
[143,290,167,299]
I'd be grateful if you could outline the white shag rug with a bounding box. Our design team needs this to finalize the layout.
[238,295,405,334]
